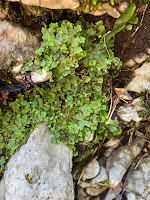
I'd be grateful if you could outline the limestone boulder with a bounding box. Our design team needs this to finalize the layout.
[1,124,74,200]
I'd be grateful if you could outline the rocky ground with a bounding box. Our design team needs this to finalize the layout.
[76,4,150,199]
[0,1,150,200]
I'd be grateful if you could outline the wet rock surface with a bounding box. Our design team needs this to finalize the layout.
[1,124,74,200]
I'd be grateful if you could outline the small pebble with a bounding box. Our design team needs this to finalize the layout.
[82,160,100,181]
[118,1,129,13]
[133,53,148,64]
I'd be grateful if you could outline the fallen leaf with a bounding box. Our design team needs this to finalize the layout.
[1,91,9,99]
[114,88,133,100]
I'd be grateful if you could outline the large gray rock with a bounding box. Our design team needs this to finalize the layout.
[126,157,150,200]
[1,124,74,200]
[0,177,5,200]
[0,20,39,69]
[8,0,80,10]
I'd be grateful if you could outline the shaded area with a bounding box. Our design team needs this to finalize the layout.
[0,80,26,93]
[114,3,150,63]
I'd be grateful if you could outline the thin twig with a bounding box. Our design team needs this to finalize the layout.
[100,136,106,147]
[108,86,113,118]
[131,3,148,38]
[134,158,142,171]
[90,156,98,164]
[108,97,120,123]
[2,10,12,20]
[77,167,86,185]
[128,127,135,144]
[104,31,111,57]
[91,146,99,157]
[103,94,109,101]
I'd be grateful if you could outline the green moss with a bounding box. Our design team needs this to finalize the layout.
[0,13,138,177]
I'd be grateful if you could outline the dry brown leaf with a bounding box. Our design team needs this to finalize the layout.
[1,91,9,99]
[114,88,133,100]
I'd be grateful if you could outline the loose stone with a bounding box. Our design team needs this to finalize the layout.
[82,160,100,181]
[133,53,149,64]
[118,1,129,13]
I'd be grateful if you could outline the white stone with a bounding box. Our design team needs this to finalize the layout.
[118,1,129,13]
[91,166,108,184]
[135,62,150,76]
[126,192,137,200]
[146,48,150,55]
[15,74,24,82]
[124,59,135,67]
[41,0,79,10]
[3,124,74,200]
[77,188,91,200]
[79,181,92,189]
[82,160,100,181]
[89,9,106,16]
[125,75,150,93]
[22,0,40,6]
[133,53,149,64]
[102,3,120,18]
[104,188,122,200]
[117,105,143,122]
[11,64,23,74]
[84,132,94,143]
[105,139,120,147]
[90,3,120,18]
[109,164,126,187]
[31,68,52,83]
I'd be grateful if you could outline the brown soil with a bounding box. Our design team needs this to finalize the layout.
[114,3,150,63]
